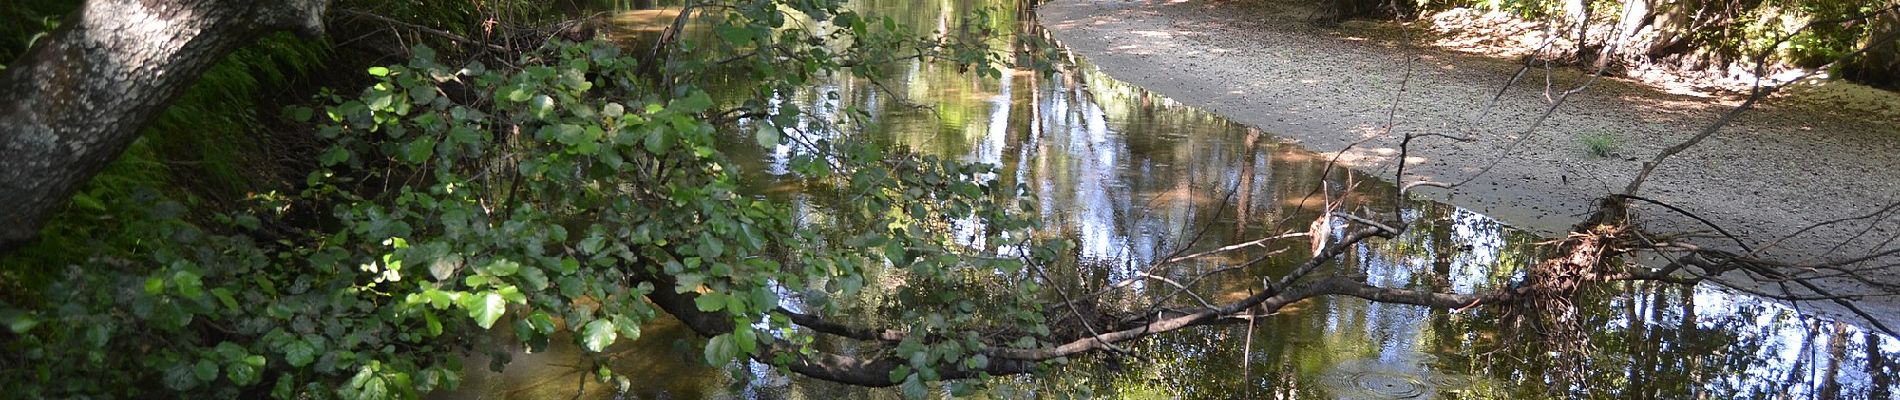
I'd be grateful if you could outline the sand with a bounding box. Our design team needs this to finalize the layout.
[1038,0,1900,327]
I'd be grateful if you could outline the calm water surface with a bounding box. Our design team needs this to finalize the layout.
[436,0,1900,398]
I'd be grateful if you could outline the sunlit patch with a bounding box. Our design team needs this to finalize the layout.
[1130,30,1176,38]
[1314,147,1428,169]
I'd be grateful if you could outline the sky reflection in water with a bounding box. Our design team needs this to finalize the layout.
[438,0,1900,398]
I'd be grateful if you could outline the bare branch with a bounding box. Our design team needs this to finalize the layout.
[333,9,511,53]
[1160,231,1308,265]
[1623,27,1900,195]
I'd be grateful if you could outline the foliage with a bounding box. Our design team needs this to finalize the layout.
[1428,0,1895,85]
[1,0,1059,398]
[1579,131,1617,157]
[146,33,330,196]
[0,16,327,301]
[0,0,75,71]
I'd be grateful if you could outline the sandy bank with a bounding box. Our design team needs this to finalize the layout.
[1038,0,1900,327]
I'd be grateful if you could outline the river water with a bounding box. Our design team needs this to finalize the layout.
[436,0,1900,398]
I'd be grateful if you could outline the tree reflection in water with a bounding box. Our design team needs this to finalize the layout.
[437,0,1900,398]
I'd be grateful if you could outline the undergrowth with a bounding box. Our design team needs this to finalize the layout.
[1579,132,1618,158]
[0,12,327,304]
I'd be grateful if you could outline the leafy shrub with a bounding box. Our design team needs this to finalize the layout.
[2,4,1048,395]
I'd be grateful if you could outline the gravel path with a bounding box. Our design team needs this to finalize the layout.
[1039,0,1900,327]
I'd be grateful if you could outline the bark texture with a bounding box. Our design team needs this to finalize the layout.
[1841,6,1900,87]
[0,0,330,253]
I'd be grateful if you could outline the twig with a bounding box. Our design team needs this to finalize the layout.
[1623,26,1900,195]
[334,9,511,53]
[1161,232,1308,265]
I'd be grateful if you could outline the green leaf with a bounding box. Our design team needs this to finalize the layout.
[527,312,557,336]
[884,240,909,266]
[643,129,672,154]
[674,273,705,293]
[410,44,437,64]
[228,355,266,386]
[552,124,585,145]
[425,310,443,336]
[482,259,520,277]
[367,90,394,111]
[284,339,318,368]
[498,285,527,304]
[716,25,755,46]
[950,381,975,396]
[581,319,618,352]
[402,136,437,164]
[429,254,461,281]
[144,276,165,295]
[672,91,715,113]
[319,146,351,166]
[531,94,555,119]
[724,292,746,314]
[888,365,911,384]
[465,292,506,329]
[273,376,296,399]
[754,123,782,148]
[213,342,247,361]
[164,362,201,391]
[616,319,642,343]
[733,326,757,355]
[422,289,453,309]
[694,292,725,312]
[409,85,438,105]
[578,235,605,255]
[900,373,927,398]
[212,288,240,311]
[172,270,204,299]
[367,66,390,77]
[72,192,106,212]
[286,106,315,122]
[2,310,38,334]
[459,61,486,77]
[194,359,219,383]
[518,265,549,291]
[358,373,389,400]
[703,333,738,365]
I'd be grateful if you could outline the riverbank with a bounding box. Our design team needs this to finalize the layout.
[1038,0,1900,326]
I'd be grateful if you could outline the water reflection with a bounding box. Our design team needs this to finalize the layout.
[439,0,1900,398]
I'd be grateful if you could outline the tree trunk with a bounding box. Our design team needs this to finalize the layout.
[1842,5,1900,88]
[1871,331,1893,400]
[0,0,330,253]
[1562,0,1592,57]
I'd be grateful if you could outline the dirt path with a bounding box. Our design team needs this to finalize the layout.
[1038,0,1900,327]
